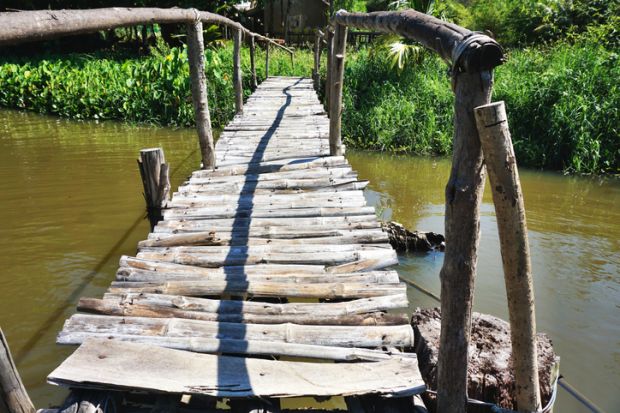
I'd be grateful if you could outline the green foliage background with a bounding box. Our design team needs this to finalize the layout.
[0,0,618,174]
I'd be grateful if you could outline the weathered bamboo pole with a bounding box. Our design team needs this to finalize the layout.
[475,101,541,412]
[0,328,35,413]
[313,30,322,91]
[137,148,170,228]
[186,20,216,170]
[328,23,347,156]
[233,28,244,114]
[325,28,334,111]
[265,36,270,78]
[249,35,258,89]
[0,8,292,54]
[436,70,493,413]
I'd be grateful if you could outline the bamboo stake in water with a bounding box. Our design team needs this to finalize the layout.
[475,101,541,412]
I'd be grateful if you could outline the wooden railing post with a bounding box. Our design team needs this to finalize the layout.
[186,19,215,170]
[249,35,257,89]
[233,28,243,114]
[0,328,36,413]
[265,33,270,79]
[436,69,493,413]
[475,101,541,412]
[325,28,333,111]
[138,148,170,229]
[328,23,346,156]
[313,30,322,91]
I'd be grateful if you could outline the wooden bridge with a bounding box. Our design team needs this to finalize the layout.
[47,76,426,411]
[0,7,556,413]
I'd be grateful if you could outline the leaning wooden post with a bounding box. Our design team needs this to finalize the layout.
[138,148,170,229]
[233,28,244,114]
[436,69,494,413]
[265,34,270,79]
[313,30,322,91]
[0,328,36,413]
[325,27,334,111]
[328,22,347,156]
[249,35,258,89]
[475,101,541,412]
[186,19,216,170]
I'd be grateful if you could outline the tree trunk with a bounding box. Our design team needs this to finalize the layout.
[475,101,541,412]
[436,69,493,413]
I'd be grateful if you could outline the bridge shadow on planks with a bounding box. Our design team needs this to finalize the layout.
[217,79,300,407]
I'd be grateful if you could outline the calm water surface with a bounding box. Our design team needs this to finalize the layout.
[0,109,618,412]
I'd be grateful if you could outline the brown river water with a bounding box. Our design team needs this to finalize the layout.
[0,109,618,412]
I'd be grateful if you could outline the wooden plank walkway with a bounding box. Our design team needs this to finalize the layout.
[50,77,424,407]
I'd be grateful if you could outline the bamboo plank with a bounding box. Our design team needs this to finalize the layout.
[48,339,425,397]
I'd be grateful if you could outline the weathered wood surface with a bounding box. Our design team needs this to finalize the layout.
[53,77,422,402]
[0,328,35,413]
[49,339,425,398]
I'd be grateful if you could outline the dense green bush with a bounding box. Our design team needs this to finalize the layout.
[339,34,618,174]
[0,42,311,129]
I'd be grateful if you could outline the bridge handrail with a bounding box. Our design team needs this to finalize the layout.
[0,7,293,54]
[0,7,294,170]
[322,9,542,413]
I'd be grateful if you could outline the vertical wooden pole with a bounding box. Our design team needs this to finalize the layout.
[325,28,333,111]
[475,101,541,412]
[249,35,258,89]
[0,328,35,413]
[265,35,270,79]
[137,148,170,229]
[328,23,347,156]
[233,28,244,114]
[313,31,321,91]
[436,69,493,413]
[186,20,215,170]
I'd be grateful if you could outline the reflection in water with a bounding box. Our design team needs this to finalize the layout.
[348,150,620,413]
[0,110,618,412]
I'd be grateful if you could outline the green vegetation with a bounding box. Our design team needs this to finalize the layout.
[0,42,310,130]
[341,34,619,174]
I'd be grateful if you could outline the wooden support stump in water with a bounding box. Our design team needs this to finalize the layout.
[228,398,281,412]
[345,395,414,412]
[475,101,541,412]
[58,390,119,413]
[328,23,347,156]
[138,148,170,229]
[186,20,216,170]
[0,328,35,413]
[249,36,258,90]
[233,28,244,114]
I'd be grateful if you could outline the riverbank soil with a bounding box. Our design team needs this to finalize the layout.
[412,308,558,412]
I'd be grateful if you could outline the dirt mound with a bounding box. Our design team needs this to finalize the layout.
[412,307,559,411]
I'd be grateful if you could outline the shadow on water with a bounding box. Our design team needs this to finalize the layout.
[217,79,299,405]
[13,148,198,365]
